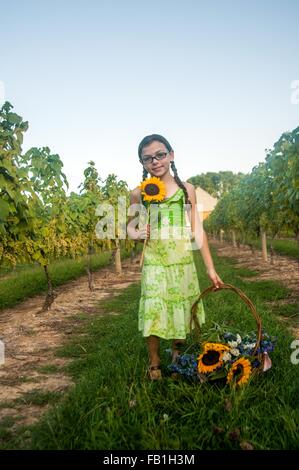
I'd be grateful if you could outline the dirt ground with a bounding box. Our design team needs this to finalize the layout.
[0,256,141,433]
[209,239,299,335]
[0,242,298,437]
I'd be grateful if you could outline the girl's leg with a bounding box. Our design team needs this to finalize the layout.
[172,339,185,363]
[146,335,162,380]
[146,335,160,366]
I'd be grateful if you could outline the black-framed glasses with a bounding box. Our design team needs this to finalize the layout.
[141,151,169,165]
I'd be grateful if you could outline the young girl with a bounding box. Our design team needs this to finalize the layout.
[128,134,223,380]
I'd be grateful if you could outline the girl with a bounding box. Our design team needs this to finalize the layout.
[128,134,223,380]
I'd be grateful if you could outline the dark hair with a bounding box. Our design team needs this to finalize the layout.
[138,134,191,206]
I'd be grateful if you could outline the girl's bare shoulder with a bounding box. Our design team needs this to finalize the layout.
[130,186,142,203]
[182,181,194,190]
[182,182,197,205]
[182,181,195,195]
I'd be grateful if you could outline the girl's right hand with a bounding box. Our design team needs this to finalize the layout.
[137,224,150,241]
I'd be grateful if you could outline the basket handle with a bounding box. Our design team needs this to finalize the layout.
[190,283,262,356]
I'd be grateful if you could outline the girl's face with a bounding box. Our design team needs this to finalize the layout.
[141,140,174,178]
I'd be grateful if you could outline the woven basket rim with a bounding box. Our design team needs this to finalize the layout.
[190,283,262,356]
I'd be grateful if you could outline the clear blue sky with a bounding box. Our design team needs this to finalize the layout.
[1,0,298,192]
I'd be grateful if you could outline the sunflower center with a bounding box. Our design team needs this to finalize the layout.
[233,364,244,381]
[202,350,220,366]
[144,184,160,196]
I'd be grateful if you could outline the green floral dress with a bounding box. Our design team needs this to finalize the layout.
[138,187,205,340]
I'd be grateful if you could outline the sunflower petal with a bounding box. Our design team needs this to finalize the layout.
[138,177,167,202]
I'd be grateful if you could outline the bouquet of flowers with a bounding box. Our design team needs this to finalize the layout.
[167,330,276,387]
[167,283,276,387]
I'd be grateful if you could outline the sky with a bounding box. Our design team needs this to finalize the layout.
[0,0,298,192]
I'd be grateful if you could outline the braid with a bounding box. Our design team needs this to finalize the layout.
[142,166,148,181]
[170,161,192,207]
[138,158,148,208]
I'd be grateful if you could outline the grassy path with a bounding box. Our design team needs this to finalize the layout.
[0,247,139,310]
[2,248,297,450]
[210,239,299,336]
[0,254,142,446]
[228,237,299,260]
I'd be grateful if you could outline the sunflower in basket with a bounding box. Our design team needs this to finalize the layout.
[198,342,230,374]
[227,357,252,387]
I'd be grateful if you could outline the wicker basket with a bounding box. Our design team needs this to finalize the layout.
[188,283,266,377]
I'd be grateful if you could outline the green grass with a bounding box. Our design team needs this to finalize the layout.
[37,365,61,374]
[270,239,299,259]
[244,238,299,260]
[272,304,299,318]
[0,422,32,449]
[0,253,109,310]
[3,248,295,450]
[270,303,299,329]
[15,390,65,407]
[233,267,259,278]
[0,245,141,310]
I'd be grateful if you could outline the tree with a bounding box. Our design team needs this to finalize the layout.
[265,126,299,243]
[0,101,35,267]
[78,161,104,290]
[24,146,69,309]
[101,173,130,274]
[187,171,245,198]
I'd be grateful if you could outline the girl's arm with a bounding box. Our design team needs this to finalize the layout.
[127,188,149,241]
[184,182,223,288]
[200,230,223,288]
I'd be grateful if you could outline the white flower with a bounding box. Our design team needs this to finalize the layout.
[230,348,240,356]
[236,334,242,345]
[222,352,232,362]
[243,343,255,350]
[228,340,238,348]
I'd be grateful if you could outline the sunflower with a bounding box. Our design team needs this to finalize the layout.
[203,342,230,353]
[227,357,252,387]
[138,176,166,202]
[138,177,166,269]
[198,346,227,374]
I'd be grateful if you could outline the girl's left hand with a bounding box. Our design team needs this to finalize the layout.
[207,267,223,289]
